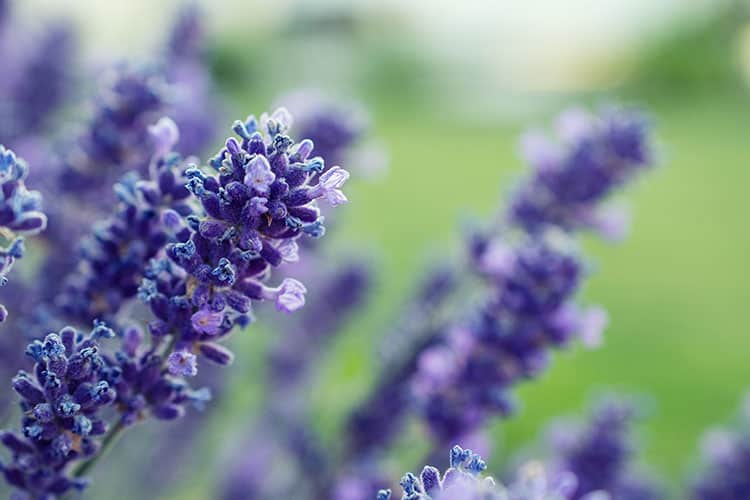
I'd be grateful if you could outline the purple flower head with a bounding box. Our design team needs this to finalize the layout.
[0,21,76,142]
[191,308,224,335]
[545,398,661,500]
[1,326,117,498]
[413,236,587,442]
[0,146,46,318]
[509,106,653,236]
[167,351,198,377]
[377,445,497,500]
[263,278,307,313]
[57,121,194,324]
[58,67,169,204]
[141,108,347,371]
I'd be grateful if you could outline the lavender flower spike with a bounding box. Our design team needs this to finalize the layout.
[0,146,47,319]
[142,108,349,368]
[0,325,117,498]
[412,237,589,444]
[56,117,194,324]
[510,106,653,238]
[545,398,662,500]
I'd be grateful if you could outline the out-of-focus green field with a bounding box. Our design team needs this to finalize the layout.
[162,88,749,500]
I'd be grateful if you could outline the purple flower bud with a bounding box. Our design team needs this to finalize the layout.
[167,351,198,377]
[199,342,234,365]
[191,308,224,335]
[263,278,307,313]
[148,117,180,157]
[152,404,186,420]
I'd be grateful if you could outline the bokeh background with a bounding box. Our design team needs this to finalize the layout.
[7,0,750,498]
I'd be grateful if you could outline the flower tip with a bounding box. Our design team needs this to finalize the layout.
[149,117,180,156]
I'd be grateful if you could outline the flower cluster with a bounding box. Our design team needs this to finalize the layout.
[413,236,603,444]
[0,146,47,320]
[690,395,750,500]
[378,446,590,500]
[141,108,349,370]
[0,4,76,148]
[57,118,193,325]
[545,399,661,500]
[509,107,652,238]
[0,325,116,498]
[104,323,210,426]
[57,67,169,206]
[4,24,76,142]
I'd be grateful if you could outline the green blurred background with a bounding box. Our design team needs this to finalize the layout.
[18,0,750,497]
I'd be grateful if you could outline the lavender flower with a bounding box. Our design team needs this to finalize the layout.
[0,146,47,319]
[690,394,750,500]
[544,399,662,500]
[57,67,169,208]
[413,236,596,444]
[0,14,76,147]
[378,446,585,500]
[141,108,350,367]
[102,322,210,427]
[5,24,76,140]
[0,325,116,498]
[509,107,652,237]
[56,118,193,324]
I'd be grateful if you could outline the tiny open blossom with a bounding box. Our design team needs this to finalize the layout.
[191,308,224,335]
[244,155,275,194]
[272,278,307,313]
[277,239,299,263]
[167,351,198,377]
[314,166,350,206]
